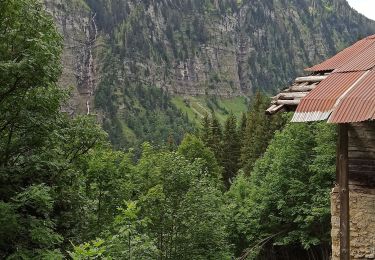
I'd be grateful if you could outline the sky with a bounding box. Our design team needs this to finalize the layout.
[347,0,375,20]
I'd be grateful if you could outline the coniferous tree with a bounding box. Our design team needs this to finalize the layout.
[239,112,247,136]
[240,92,285,174]
[201,112,211,146]
[208,112,223,163]
[222,113,241,188]
[239,112,247,148]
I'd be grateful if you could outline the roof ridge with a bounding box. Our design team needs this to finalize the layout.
[328,70,371,122]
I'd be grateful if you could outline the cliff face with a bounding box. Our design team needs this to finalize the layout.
[44,0,99,115]
[47,0,375,99]
[85,0,375,95]
[44,0,375,147]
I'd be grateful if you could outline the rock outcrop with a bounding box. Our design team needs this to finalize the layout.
[45,0,99,115]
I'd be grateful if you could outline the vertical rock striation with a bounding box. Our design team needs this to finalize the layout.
[44,0,98,115]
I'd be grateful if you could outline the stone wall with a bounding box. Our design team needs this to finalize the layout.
[331,186,375,259]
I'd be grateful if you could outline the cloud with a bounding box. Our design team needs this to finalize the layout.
[347,0,375,20]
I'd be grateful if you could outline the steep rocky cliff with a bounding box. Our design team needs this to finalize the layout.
[45,0,375,147]
[45,0,99,115]
[85,0,375,95]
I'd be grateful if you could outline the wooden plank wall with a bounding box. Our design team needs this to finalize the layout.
[348,122,375,188]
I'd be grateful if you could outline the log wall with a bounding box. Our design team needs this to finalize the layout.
[348,122,375,187]
[331,122,375,260]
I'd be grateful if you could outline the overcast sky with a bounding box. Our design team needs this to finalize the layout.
[347,0,375,20]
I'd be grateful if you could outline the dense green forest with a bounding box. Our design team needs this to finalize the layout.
[1,0,338,259]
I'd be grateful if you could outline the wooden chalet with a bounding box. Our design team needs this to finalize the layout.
[267,34,375,260]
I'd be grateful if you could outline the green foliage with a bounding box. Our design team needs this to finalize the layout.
[134,143,230,260]
[0,202,19,249]
[69,202,158,260]
[207,113,224,162]
[172,96,248,126]
[0,1,108,258]
[69,142,231,259]
[240,92,286,174]
[4,184,64,258]
[177,179,231,260]
[69,239,107,259]
[178,134,222,181]
[0,0,64,258]
[107,202,158,259]
[198,97,283,189]
[222,113,241,187]
[0,0,62,102]
[227,122,337,258]
[198,93,285,188]
[81,147,134,237]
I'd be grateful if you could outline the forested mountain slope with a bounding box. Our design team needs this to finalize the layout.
[45,0,375,147]
[0,1,353,258]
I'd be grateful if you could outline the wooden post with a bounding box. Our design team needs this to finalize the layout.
[338,124,350,260]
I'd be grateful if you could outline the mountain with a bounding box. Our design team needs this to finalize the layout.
[44,0,375,147]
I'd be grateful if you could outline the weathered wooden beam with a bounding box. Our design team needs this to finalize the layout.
[277,92,309,99]
[265,73,331,115]
[274,99,300,106]
[338,124,350,260]
[265,104,284,115]
[289,85,317,92]
[294,75,327,83]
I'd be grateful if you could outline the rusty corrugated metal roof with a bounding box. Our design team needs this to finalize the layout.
[334,43,375,72]
[306,37,374,72]
[329,70,375,123]
[291,34,375,124]
[292,71,366,122]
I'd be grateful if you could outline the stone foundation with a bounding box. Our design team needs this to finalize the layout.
[331,186,375,259]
